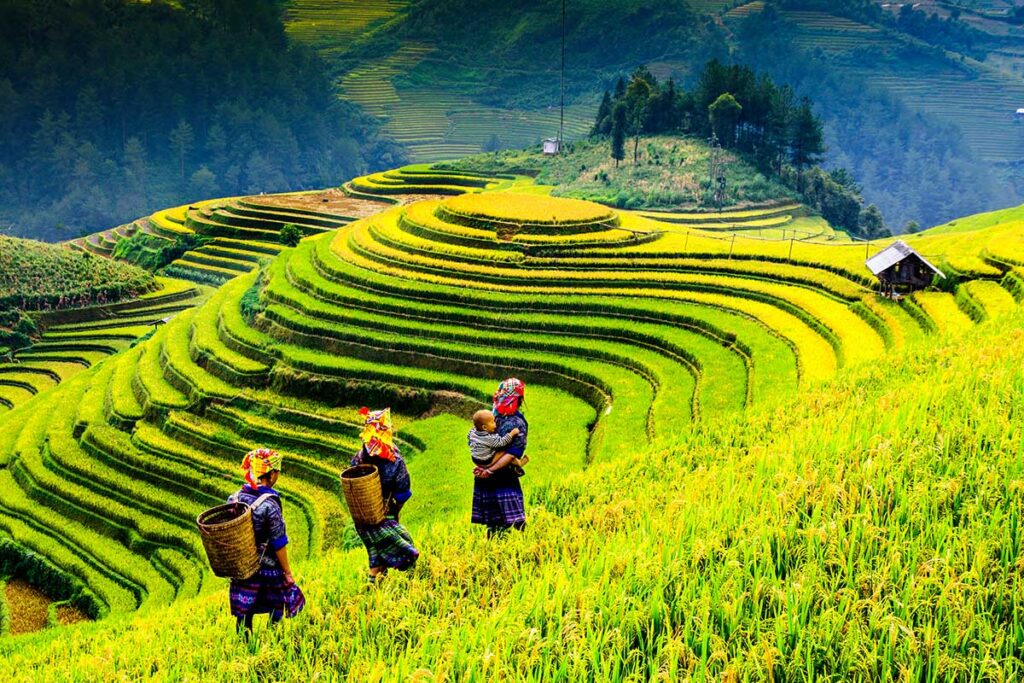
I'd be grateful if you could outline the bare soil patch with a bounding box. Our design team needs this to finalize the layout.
[5,579,50,635]
[56,603,89,626]
[245,189,389,219]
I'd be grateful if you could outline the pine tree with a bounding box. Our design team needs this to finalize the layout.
[789,97,825,190]
[611,102,627,168]
[859,204,889,239]
[625,76,652,163]
[168,120,194,182]
[613,76,627,101]
[592,90,613,136]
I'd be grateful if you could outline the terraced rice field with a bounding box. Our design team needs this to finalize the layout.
[67,222,137,257]
[3,171,1022,649]
[339,45,433,117]
[854,64,1024,164]
[284,0,409,55]
[346,76,596,162]
[635,202,850,241]
[74,191,385,288]
[725,1,764,18]
[337,44,595,162]
[687,0,742,13]
[736,8,1024,165]
[0,278,206,412]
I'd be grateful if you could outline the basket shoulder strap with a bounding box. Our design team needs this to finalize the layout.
[250,492,280,511]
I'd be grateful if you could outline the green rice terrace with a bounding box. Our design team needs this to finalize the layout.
[724,2,1024,166]
[2,164,1024,679]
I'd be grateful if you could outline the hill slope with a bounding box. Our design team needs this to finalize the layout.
[1,173,1023,676]
[2,238,1023,678]
[286,0,1024,229]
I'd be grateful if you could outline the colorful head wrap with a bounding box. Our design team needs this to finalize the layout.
[493,378,525,416]
[242,448,283,490]
[359,407,395,461]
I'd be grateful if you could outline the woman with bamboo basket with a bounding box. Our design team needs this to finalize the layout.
[227,448,305,633]
[345,407,419,583]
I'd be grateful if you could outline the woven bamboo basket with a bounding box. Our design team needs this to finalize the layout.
[196,502,260,579]
[341,464,386,525]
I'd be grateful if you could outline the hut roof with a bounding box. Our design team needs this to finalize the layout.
[865,240,945,278]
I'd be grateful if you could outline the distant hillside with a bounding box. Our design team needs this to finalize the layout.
[287,0,721,162]
[285,0,1024,230]
[0,0,403,241]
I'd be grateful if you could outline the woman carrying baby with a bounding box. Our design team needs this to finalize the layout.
[471,378,529,537]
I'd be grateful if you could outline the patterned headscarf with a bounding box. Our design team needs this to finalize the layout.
[493,377,526,416]
[359,407,395,461]
[242,448,283,490]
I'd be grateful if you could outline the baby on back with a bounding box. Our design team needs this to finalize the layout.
[468,409,528,477]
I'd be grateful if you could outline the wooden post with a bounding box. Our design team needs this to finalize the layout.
[684,230,690,252]
[865,240,871,260]
[788,237,794,261]
[729,233,736,259]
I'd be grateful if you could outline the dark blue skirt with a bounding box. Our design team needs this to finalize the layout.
[471,475,526,528]
[229,566,305,618]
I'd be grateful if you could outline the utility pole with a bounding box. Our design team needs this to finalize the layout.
[559,0,566,148]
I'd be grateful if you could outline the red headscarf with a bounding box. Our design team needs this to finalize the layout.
[493,378,526,416]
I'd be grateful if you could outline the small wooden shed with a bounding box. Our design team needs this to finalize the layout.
[866,240,944,296]
[542,138,561,155]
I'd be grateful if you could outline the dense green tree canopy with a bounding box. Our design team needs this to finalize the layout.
[0,0,404,241]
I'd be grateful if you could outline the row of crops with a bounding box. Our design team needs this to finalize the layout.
[0,279,205,415]
[2,171,1022,639]
[1,164,1022,662]
[337,46,595,162]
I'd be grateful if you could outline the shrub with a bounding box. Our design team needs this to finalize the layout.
[280,223,302,247]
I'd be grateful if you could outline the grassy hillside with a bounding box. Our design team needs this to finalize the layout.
[1,171,1023,676]
[0,237,154,312]
[438,136,798,211]
[288,0,718,162]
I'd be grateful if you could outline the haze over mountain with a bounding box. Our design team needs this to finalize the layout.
[1,0,1022,234]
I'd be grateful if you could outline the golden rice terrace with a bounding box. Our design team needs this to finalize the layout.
[2,168,1024,678]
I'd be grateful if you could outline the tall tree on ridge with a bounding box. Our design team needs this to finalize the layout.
[789,97,825,191]
[709,93,742,148]
[611,102,627,167]
[592,90,613,136]
[625,76,652,164]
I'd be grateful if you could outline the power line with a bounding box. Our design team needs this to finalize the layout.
[560,0,566,147]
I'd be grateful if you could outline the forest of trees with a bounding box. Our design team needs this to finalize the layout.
[591,62,887,238]
[0,0,405,241]
[891,5,987,57]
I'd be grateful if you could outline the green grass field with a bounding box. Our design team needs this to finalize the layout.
[1,168,1024,678]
